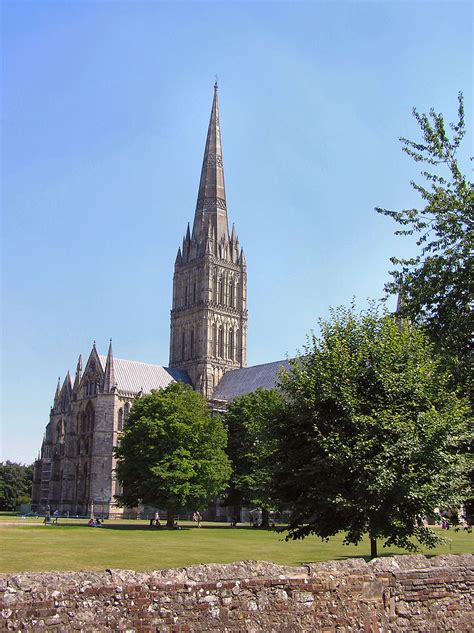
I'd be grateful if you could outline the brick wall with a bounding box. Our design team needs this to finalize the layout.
[1,555,472,631]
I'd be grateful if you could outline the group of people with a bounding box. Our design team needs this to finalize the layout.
[87,518,103,527]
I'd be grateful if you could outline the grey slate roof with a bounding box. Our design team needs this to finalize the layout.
[98,356,190,395]
[212,359,291,402]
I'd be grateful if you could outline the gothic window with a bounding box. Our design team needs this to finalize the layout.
[76,414,80,434]
[184,282,188,306]
[213,274,218,302]
[218,326,224,358]
[85,401,94,433]
[219,278,224,305]
[81,411,86,434]
[118,408,123,432]
[77,439,81,456]
[229,328,234,360]
[193,280,197,304]
[229,281,235,307]
[212,323,217,356]
[190,328,195,358]
[124,403,130,425]
[181,330,186,360]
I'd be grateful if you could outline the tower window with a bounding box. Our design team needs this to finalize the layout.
[190,328,195,358]
[193,281,197,304]
[212,323,217,356]
[182,330,186,360]
[118,408,123,432]
[219,279,224,305]
[229,329,234,360]
[218,326,224,358]
[229,282,235,307]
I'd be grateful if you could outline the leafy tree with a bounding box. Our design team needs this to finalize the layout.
[224,388,285,528]
[0,461,33,510]
[273,305,471,558]
[114,382,231,526]
[376,93,473,396]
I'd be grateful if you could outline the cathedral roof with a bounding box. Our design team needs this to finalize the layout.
[211,359,291,402]
[98,355,190,395]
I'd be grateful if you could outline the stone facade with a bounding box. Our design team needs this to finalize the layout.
[1,555,472,631]
[32,344,133,518]
[169,83,248,397]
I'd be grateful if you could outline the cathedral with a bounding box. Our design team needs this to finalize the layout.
[31,84,288,518]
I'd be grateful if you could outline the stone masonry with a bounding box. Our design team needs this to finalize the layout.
[1,555,472,631]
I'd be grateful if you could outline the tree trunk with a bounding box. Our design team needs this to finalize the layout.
[166,508,175,528]
[261,507,270,529]
[370,536,378,559]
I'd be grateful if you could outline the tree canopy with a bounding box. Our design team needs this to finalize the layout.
[376,93,473,395]
[273,305,471,557]
[224,388,285,527]
[114,382,231,526]
[0,461,33,510]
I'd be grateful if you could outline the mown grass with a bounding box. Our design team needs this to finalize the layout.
[0,520,472,573]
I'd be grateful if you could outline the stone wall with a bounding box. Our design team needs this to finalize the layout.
[1,555,472,632]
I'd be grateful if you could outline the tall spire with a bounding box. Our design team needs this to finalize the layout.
[102,339,115,393]
[54,377,61,407]
[192,82,229,247]
[73,354,82,395]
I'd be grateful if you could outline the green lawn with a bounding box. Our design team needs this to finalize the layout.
[0,521,472,573]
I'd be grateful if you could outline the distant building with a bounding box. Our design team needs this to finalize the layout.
[32,85,287,517]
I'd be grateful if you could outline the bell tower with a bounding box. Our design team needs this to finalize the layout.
[169,83,247,396]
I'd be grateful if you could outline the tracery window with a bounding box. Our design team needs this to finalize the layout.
[190,328,195,358]
[124,403,130,425]
[118,408,123,432]
[229,328,234,360]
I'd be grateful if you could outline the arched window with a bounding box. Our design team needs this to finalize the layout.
[184,282,188,306]
[229,281,235,307]
[85,401,94,433]
[193,280,197,304]
[219,278,224,305]
[212,323,217,356]
[213,274,218,303]
[190,328,195,358]
[124,403,130,425]
[118,408,123,432]
[181,330,186,360]
[218,326,224,358]
[229,329,234,360]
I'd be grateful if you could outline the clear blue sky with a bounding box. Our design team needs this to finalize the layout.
[1,1,472,463]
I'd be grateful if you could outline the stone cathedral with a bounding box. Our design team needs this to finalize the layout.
[32,85,288,518]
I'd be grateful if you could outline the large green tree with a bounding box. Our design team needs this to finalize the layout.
[273,305,471,558]
[376,93,473,395]
[0,461,33,510]
[114,382,231,526]
[224,388,285,528]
